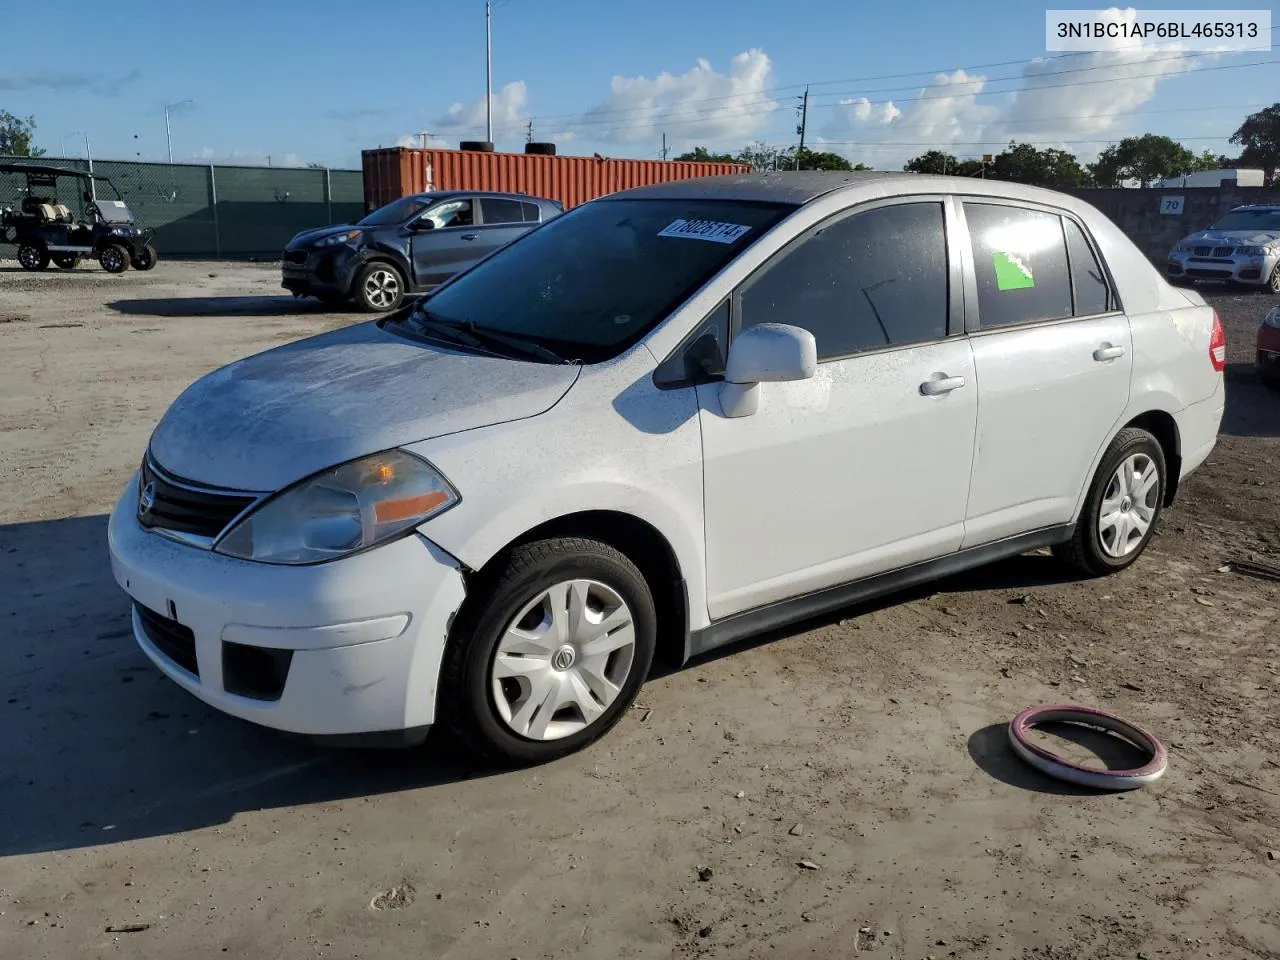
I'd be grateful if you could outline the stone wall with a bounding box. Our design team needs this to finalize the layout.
[1063,185,1280,266]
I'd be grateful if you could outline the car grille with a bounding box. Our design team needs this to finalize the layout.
[1213,246,1235,258]
[138,455,259,541]
[1193,246,1211,256]
[135,603,200,677]
[283,249,308,264]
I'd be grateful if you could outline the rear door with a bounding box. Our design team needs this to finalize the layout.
[958,199,1131,546]
[474,197,535,264]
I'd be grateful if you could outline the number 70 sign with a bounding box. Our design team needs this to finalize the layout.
[1160,196,1185,215]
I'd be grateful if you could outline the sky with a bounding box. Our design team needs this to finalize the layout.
[2,0,1276,171]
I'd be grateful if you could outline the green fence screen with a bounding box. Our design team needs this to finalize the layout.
[0,156,364,258]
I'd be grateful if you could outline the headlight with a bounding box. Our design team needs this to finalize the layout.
[316,230,362,248]
[1264,307,1280,330]
[215,449,459,565]
[1236,245,1267,258]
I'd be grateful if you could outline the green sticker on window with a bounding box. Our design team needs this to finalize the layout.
[992,251,1034,290]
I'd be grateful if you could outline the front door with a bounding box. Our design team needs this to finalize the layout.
[409,197,480,287]
[697,199,979,621]
[957,201,1133,546]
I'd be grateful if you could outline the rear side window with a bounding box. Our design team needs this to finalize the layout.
[481,198,526,225]
[738,201,949,361]
[1064,218,1112,315]
[964,202,1072,329]
[521,201,542,223]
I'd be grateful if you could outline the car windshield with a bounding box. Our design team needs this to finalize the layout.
[358,196,432,227]
[94,198,135,224]
[394,198,792,363]
[1207,208,1280,232]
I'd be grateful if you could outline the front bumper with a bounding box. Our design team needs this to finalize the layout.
[1166,251,1277,285]
[107,477,467,736]
[280,247,359,298]
[1258,323,1280,382]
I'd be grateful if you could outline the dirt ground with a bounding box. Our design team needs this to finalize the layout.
[1,259,1278,960]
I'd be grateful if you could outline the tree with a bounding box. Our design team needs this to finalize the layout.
[0,111,44,157]
[674,145,737,163]
[1230,103,1280,185]
[990,142,1091,188]
[903,150,980,177]
[791,147,854,171]
[1189,148,1231,171]
[736,140,784,171]
[1088,134,1195,187]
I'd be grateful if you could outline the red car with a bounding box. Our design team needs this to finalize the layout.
[1260,306,1280,389]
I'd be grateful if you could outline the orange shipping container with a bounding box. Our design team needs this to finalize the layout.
[361,147,753,213]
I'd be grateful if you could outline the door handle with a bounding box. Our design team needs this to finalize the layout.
[460,233,479,241]
[1093,344,1125,361]
[919,375,966,396]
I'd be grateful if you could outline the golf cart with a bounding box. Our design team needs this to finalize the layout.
[0,162,157,273]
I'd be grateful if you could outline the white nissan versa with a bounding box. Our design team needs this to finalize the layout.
[109,173,1226,765]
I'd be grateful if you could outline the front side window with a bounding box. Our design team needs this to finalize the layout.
[738,202,949,361]
[420,199,474,230]
[404,198,790,363]
[964,202,1072,329]
[481,197,525,225]
[358,196,430,226]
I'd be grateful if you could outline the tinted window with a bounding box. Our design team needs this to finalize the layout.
[1209,208,1280,231]
[964,203,1072,329]
[654,300,729,387]
[521,201,542,223]
[482,197,525,225]
[400,199,790,363]
[739,202,948,360]
[1064,218,1111,316]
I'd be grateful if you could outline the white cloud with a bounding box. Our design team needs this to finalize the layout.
[193,147,310,167]
[576,49,776,147]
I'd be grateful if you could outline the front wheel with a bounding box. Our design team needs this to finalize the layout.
[130,243,158,271]
[1267,264,1280,295]
[99,244,129,274]
[1053,427,1166,577]
[17,242,49,271]
[440,538,657,766]
[355,262,404,312]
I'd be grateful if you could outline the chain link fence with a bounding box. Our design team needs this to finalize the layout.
[0,156,365,258]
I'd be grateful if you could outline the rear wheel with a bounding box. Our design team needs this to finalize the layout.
[17,242,49,271]
[440,537,657,766]
[355,261,404,312]
[1054,427,1166,577]
[130,243,158,271]
[52,254,81,269]
[99,244,129,274]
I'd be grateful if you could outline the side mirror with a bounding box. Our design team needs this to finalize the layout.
[720,323,817,418]
[412,218,435,231]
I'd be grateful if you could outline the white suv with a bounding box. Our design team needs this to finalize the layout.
[108,173,1226,765]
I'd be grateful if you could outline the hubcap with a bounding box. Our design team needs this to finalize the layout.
[1098,453,1159,558]
[364,269,399,308]
[103,249,122,270]
[491,578,636,742]
[19,246,39,267]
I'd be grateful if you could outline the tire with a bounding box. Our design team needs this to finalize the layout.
[1053,427,1167,577]
[1267,264,1280,295]
[52,254,81,269]
[440,537,657,767]
[459,140,495,152]
[130,243,158,271]
[17,242,49,271]
[354,261,404,312]
[525,142,557,156]
[99,244,129,274]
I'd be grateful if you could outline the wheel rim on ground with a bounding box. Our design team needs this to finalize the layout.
[101,247,124,271]
[490,578,637,741]
[1269,266,1280,293]
[363,269,400,308]
[18,245,42,269]
[1098,453,1159,558]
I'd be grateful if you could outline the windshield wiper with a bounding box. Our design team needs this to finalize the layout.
[456,320,575,365]
[395,308,489,352]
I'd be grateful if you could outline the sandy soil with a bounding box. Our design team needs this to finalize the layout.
[1,260,1278,960]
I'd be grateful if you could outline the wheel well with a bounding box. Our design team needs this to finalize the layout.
[1124,410,1181,505]
[471,511,689,669]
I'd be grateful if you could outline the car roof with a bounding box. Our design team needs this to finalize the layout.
[1228,203,1280,211]
[406,189,554,203]
[602,170,1107,209]
[0,161,99,180]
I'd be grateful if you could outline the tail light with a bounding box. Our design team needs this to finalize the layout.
[1209,310,1226,372]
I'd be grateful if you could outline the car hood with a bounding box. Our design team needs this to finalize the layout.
[286,224,358,248]
[1178,228,1280,246]
[148,321,581,492]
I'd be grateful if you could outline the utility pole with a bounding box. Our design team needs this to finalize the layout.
[420,131,431,149]
[794,85,809,171]
[485,0,494,143]
[526,119,534,144]
[662,133,668,161]
[165,99,194,165]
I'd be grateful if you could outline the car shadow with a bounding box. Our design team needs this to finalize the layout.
[106,296,360,318]
[1221,362,1280,439]
[0,514,503,858]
